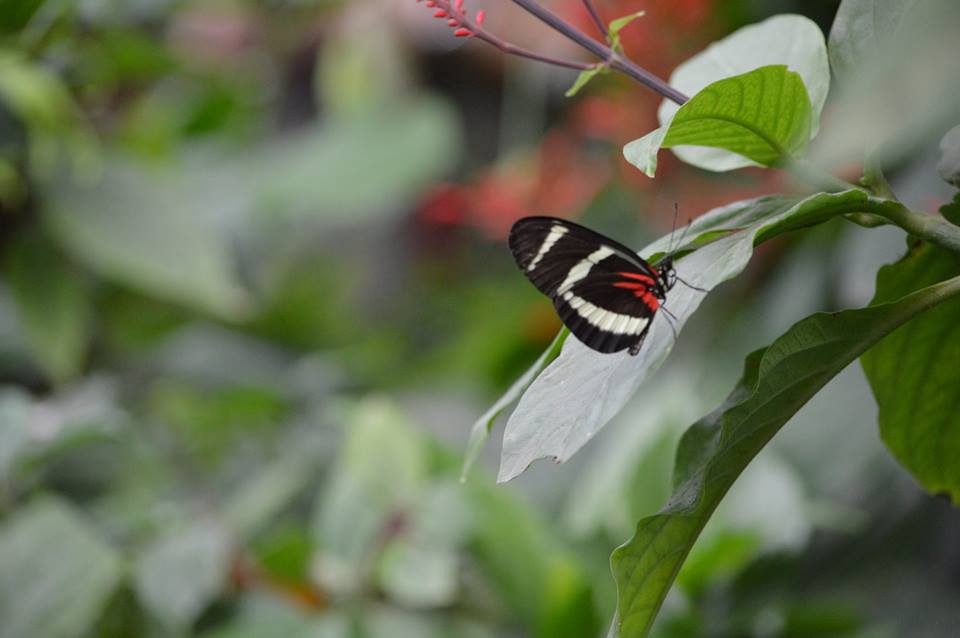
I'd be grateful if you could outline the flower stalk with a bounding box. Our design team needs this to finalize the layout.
[417,0,689,105]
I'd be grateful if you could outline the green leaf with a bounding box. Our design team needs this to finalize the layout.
[4,232,90,382]
[810,2,960,172]
[377,483,469,608]
[828,0,920,77]
[624,65,812,178]
[248,96,460,224]
[461,331,566,481]
[650,14,829,173]
[609,272,960,638]
[312,398,427,595]
[607,11,645,52]
[134,520,233,632]
[0,497,122,638]
[223,432,324,539]
[44,157,252,319]
[565,67,604,98]
[0,0,46,33]
[498,190,867,483]
[861,243,960,502]
[200,594,349,638]
[0,50,99,178]
[0,389,32,481]
[468,481,598,638]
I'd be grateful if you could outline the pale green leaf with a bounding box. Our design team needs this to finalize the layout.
[223,432,325,539]
[828,0,920,77]
[0,497,122,638]
[565,67,604,98]
[44,157,252,319]
[248,97,460,224]
[378,483,469,608]
[607,11,645,52]
[312,398,427,595]
[134,520,233,631]
[461,331,566,482]
[0,389,31,480]
[610,272,960,637]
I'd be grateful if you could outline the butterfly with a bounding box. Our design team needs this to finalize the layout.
[509,216,683,356]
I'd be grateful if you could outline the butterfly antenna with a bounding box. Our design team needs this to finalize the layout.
[667,202,680,254]
[676,216,694,251]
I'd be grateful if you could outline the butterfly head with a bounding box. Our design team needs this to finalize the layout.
[656,257,677,295]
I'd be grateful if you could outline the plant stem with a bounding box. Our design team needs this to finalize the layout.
[581,0,608,37]
[509,0,689,105]
[867,201,960,254]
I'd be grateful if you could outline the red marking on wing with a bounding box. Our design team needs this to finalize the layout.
[613,278,661,310]
[616,271,656,285]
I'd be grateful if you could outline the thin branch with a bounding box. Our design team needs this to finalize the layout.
[431,0,596,71]
[581,0,608,38]
[508,0,689,105]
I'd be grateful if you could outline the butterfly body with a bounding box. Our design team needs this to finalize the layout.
[509,216,676,355]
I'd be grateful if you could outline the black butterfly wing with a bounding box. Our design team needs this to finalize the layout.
[509,216,663,354]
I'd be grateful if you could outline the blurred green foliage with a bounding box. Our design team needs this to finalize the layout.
[0,1,958,638]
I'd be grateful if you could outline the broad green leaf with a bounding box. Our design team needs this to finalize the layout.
[624,65,812,178]
[861,243,960,502]
[44,158,252,319]
[609,272,960,638]
[461,330,566,481]
[134,520,233,631]
[248,96,460,224]
[4,232,90,382]
[498,190,868,483]
[937,124,960,187]
[312,398,427,595]
[565,67,604,98]
[0,50,99,178]
[362,607,493,638]
[810,1,959,171]
[608,11,645,52]
[468,481,598,638]
[651,14,828,173]
[0,497,122,638]
[223,431,325,539]
[378,483,469,608]
[828,0,919,77]
[200,594,349,638]
[0,389,31,480]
